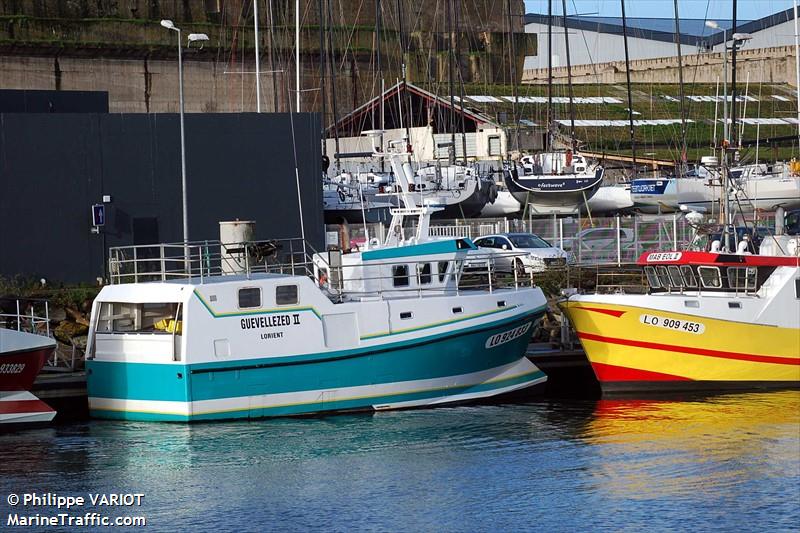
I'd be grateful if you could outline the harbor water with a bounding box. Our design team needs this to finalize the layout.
[1,391,798,531]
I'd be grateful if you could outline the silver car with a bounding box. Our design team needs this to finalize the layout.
[473,233,572,273]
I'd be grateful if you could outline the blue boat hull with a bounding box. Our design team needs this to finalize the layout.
[87,310,547,422]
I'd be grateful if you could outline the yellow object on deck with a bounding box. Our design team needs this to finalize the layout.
[154,319,182,334]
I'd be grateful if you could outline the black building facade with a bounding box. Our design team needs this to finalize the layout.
[0,112,323,283]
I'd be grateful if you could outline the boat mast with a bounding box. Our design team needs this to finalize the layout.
[507,0,521,153]
[621,0,637,177]
[447,0,456,164]
[254,0,262,112]
[561,0,576,150]
[327,0,341,165]
[396,0,412,150]
[318,0,327,159]
[674,0,687,175]
[794,0,800,148]
[456,0,468,164]
[547,0,552,152]
[295,0,301,111]
[376,0,385,165]
[267,0,279,111]
[730,0,738,154]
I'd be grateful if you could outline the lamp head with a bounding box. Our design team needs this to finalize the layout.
[188,33,210,43]
[160,19,176,30]
[705,20,719,30]
[732,32,752,42]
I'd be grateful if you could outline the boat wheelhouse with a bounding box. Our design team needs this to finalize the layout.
[561,245,800,394]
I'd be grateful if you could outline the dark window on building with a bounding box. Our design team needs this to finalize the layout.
[238,287,261,308]
[276,285,298,305]
[393,265,409,287]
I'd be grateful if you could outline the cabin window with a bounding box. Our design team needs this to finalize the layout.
[97,302,181,334]
[497,300,506,308]
[276,285,298,305]
[438,261,449,282]
[668,265,684,287]
[680,265,698,288]
[728,267,757,290]
[400,311,413,320]
[656,266,671,289]
[238,287,261,309]
[418,263,432,285]
[795,279,800,299]
[452,306,463,314]
[698,266,722,288]
[644,266,661,288]
[393,265,409,287]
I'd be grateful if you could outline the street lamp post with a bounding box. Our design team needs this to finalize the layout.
[160,20,208,255]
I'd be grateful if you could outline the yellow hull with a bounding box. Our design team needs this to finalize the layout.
[560,300,800,390]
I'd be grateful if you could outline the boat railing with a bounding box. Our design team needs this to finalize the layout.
[569,265,648,295]
[0,298,79,371]
[108,238,316,285]
[314,249,542,303]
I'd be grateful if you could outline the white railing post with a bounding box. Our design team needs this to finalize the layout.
[16,300,20,331]
[616,215,622,267]
[44,301,50,337]
[673,213,678,250]
[133,247,139,284]
[161,245,166,281]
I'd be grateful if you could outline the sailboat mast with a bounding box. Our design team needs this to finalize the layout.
[327,0,341,162]
[395,0,412,150]
[621,0,637,176]
[547,0,552,151]
[507,0,521,153]
[456,0,468,164]
[674,0,687,174]
[561,0,575,149]
[318,0,327,158]
[794,0,800,147]
[295,0,301,111]
[730,0,738,151]
[447,0,456,164]
[254,0,262,112]
[267,0,279,111]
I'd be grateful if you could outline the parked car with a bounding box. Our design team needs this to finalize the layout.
[472,233,572,273]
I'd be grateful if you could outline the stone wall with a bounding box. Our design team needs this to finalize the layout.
[0,0,534,116]
[522,45,798,87]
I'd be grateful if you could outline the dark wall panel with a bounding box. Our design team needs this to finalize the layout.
[0,112,322,283]
[0,89,109,113]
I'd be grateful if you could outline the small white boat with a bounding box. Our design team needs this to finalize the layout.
[583,183,634,215]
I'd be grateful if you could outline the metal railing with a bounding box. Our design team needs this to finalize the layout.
[0,298,79,371]
[108,238,315,285]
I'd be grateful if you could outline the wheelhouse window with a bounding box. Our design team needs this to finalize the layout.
[644,266,661,288]
[698,266,722,288]
[438,261,449,282]
[728,267,757,290]
[97,302,181,334]
[238,287,261,309]
[667,265,684,287]
[276,285,298,305]
[656,266,671,289]
[418,263,432,285]
[680,265,698,288]
[393,265,409,287]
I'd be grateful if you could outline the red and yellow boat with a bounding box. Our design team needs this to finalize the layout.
[561,248,800,394]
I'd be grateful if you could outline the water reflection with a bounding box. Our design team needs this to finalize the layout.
[1,392,797,531]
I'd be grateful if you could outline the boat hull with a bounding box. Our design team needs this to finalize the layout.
[561,299,800,395]
[87,311,547,421]
[0,347,50,391]
[504,167,604,214]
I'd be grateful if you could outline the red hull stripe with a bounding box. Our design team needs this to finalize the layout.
[0,399,55,415]
[591,361,692,382]
[573,306,626,318]
[578,332,800,366]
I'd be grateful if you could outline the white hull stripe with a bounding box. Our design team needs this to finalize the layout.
[90,358,544,417]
